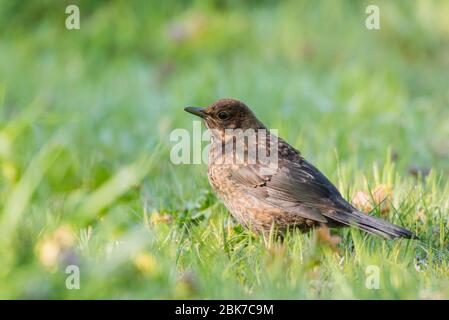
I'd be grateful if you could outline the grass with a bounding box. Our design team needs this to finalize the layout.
[0,0,448,299]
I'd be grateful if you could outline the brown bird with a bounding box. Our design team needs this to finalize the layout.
[185,98,415,239]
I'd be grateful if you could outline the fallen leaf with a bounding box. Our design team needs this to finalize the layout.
[316,226,341,251]
[151,212,173,225]
[352,184,393,216]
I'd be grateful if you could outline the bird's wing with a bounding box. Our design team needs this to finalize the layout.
[230,159,353,223]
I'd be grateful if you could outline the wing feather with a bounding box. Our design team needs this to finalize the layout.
[230,159,353,223]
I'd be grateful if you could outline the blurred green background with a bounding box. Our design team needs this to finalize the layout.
[0,0,448,299]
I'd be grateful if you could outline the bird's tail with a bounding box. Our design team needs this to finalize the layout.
[329,210,417,239]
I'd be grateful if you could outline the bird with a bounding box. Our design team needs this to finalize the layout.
[184,98,416,240]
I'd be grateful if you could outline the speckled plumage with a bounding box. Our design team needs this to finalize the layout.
[185,99,416,239]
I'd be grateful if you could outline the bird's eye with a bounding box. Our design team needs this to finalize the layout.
[217,111,230,120]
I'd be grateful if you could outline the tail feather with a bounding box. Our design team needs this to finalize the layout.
[326,210,417,240]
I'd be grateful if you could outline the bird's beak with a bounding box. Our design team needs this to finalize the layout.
[184,106,206,119]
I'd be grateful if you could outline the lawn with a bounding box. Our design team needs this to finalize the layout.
[0,0,448,299]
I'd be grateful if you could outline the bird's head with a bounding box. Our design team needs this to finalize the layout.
[184,98,265,131]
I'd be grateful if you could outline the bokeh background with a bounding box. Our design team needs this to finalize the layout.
[0,0,448,299]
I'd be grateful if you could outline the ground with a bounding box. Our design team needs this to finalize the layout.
[0,0,448,299]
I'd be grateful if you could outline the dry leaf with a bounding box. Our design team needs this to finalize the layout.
[352,191,372,213]
[151,212,173,225]
[352,184,393,216]
[415,209,426,223]
[36,225,76,269]
[316,226,341,251]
